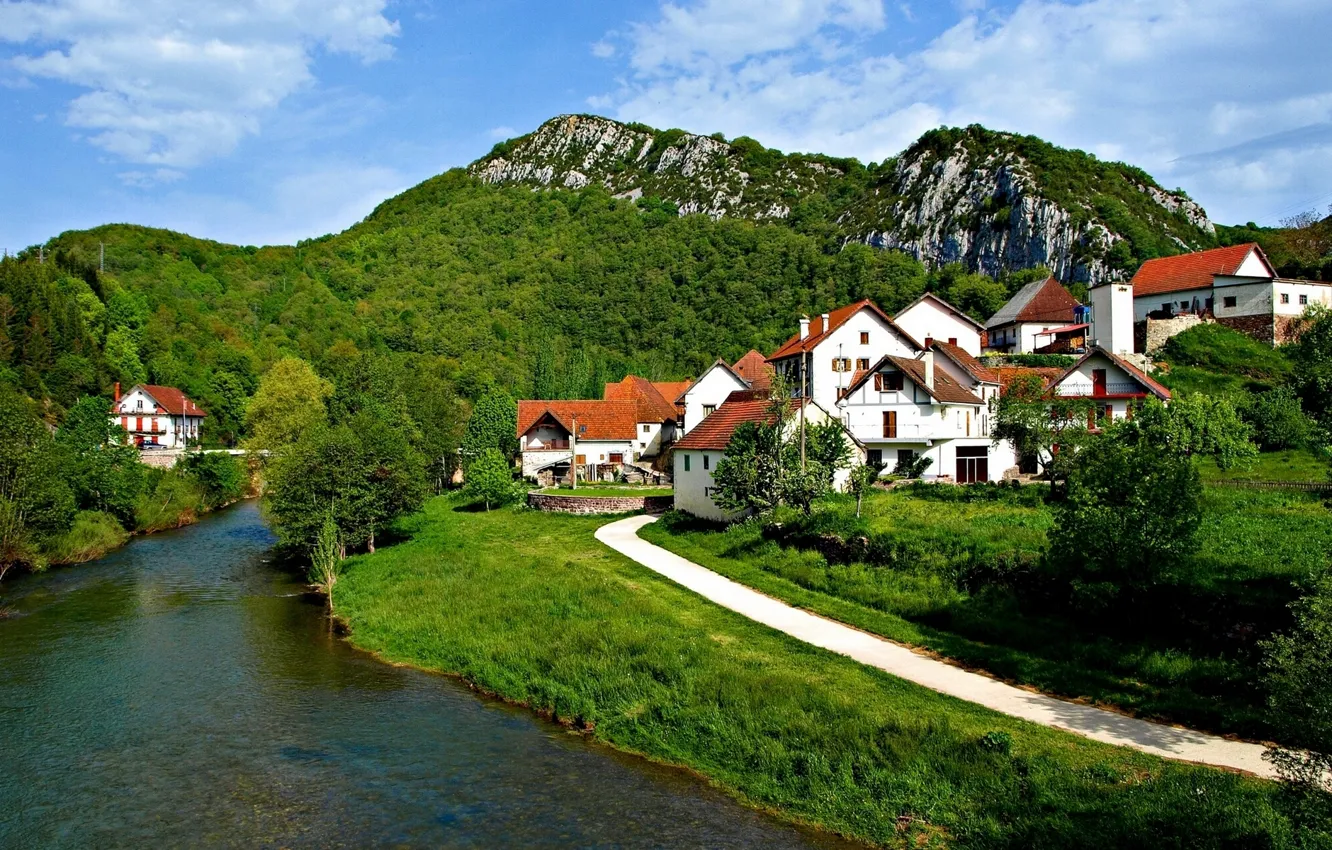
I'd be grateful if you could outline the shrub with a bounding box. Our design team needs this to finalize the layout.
[179,452,248,508]
[465,449,517,510]
[1242,387,1314,451]
[45,511,130,564]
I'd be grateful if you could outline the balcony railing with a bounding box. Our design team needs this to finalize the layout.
[523,439,570,451]
[1054,382,1147,398]
[126,426,167,435]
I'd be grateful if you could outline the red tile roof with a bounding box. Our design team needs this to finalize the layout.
[767,299,921,360]
[987,278,1081,327]
[603,375,679,423]
[931,341,998,384]
[134,385,207,417]
[1130,243,1269,297]
[652,381,692,407]
[731,349,773,390]
[842,355,983,405]
[517,400,642,441]
[673,391,806,451]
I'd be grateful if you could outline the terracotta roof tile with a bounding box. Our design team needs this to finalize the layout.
[842,356,983,405]
[931,341,998,384]
[987,278,1081,327]
[993,366,1067,392]
[1129,243,1268,297]
[768,299,921,360]
[517,400,642,441]
[673,392,804,451]
[131,385,207,417]
[603,375,679,423]
[731,349,773,390]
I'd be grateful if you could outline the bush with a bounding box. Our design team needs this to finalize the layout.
[464,449,518,510]
[134,468,207,533]
[179,452,248,508]
[1048,440,1202,612]
[1242,387,1314,451]
[45,511,130,564]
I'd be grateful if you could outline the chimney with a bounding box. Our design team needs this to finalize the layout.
[821,312,830,329]
[922,350,935,390]
[113,382,121,404]
[798,315,810,340]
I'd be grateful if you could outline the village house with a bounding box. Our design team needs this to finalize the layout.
[676,349,772,435]
[1124,242,1332,348]
[984,277,1084,354]
[672,390,863,522]
[110,383,205,449]
[892,292,986,356]
[835,349,1013,482]
[1045,346,1172,429]
[766,299,922,413]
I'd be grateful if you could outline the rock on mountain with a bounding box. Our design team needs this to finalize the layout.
[471,115,1217,285]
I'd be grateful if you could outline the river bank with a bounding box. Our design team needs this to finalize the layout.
[1,500,846,848]
[332,494,1302,849]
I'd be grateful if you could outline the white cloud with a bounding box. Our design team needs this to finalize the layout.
[118,168,185,188]
[488,125,518,140]
[600,0,1332,224]
[0,0,399,168]
[591,40,616,59]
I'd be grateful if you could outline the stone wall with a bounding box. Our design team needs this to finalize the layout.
[1275,315,1307,345]
[1216,314,1276,346]
[1139,314,1203,354]
[527,492,674,515]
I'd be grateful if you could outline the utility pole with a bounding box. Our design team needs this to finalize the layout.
[38,245,44,264]
[569,416,578,491]
[799,352,807,470]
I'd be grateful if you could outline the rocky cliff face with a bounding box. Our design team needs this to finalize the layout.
[471,115,1216,285]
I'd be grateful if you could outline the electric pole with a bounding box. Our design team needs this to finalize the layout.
[799,352,807,470]
[570,416,578,491]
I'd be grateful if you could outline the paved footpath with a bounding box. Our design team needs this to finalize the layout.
[596,514,1277,778]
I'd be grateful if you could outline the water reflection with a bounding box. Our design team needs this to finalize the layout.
[0,501,859,848]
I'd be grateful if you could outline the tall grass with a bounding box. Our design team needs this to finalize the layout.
[334,495,1301,849]
[44,511,130,564]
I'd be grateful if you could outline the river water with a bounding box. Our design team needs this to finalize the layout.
[0,501,857,849]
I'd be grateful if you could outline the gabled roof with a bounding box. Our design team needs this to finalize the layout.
[731,349,773,390]
[768,299,921,360]
[652,381,692,406]
[1049,347,1172,400]
[603,375,679,423]
[931,341,998,385]
[125,385,207,417]
[673,391,807,451]
[842,355,984,405]
[517,400,641,441]
[678,360,747,402]
[1130,243,1271,297]
[986,278,1081,328]
[895,292,986,331]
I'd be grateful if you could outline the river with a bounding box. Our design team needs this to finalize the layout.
[0,501,859,848]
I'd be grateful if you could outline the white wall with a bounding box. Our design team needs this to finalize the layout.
[521,438,636,477]
[862,438,1013,482]
[111,388,200,448]
[1235,249,1271,278]
[681,365,747,434]
[672,449,741,521]
[986,322,1068,353]
[894,299,982,356]
[1090,283,1134,355]
[806,309,917,411]
[1212,280,1274,320]
[1273,281,1332,316]
[1132,286,1211,322]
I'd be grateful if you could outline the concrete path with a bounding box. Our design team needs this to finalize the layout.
[596,514,1276,778]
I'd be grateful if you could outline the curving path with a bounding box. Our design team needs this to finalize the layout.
[596,514,1276,778]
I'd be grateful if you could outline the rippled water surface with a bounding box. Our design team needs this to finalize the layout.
[0,501,857,848]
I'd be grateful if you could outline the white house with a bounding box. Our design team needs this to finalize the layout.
[984,277,1083,354]
[1046,347,1172,428]
[676,349,773,435]
[930,341,1002,405]
[517,400,641,480]
[893,292,986,356]
[110,383,205,449]
[1130,242,1332,347]
[672,390,863,522]
[835,351,1014,483]
[766,299,921,413]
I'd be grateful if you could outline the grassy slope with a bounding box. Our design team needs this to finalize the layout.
[334,496,1295,849]
[642,480,1332,742]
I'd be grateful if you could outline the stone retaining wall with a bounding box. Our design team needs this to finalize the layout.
[527,492,674,515]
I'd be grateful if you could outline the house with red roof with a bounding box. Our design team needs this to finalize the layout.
[676,350,774,435]
[671,391,862,521]
[111,383,206,449]
[1125,242,1332,346]
[984,277,1084,354]
[834,349,1014,483]
[1046,346,1171,429]
[766,299,922,413]
[893,292,986,357]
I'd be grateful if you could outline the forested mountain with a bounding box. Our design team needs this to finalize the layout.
[474,115,1218,284]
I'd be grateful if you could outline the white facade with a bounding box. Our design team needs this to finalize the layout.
[1089,282,1134,355]
[986,321,1069,354]
[894,295,983,356]
[520,437,638,478]
[772,307,918,412]
[111,387,203,449]
[679,362,747,434]
[1273,280,1332,316]
[1134,286,1213,322]
[1048,350,1164,426]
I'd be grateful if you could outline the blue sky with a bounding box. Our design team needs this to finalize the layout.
[3,0,1332,253]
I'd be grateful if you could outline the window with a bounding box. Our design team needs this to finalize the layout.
[136,399,144,411]
[701,404,716,418]
[856,357,870,371]
[684,454,691,472]
[897,449,915,469]
[703,454,710,471]
[642,424,650,433]
[1300,294,1310,305]
[882,410,897,438]
[1161,302,1171,312]
[1180,300,1189,309]
[831,357,851,372]
[1223,296,1237,308]
[948,337,958,346]
[885,372,903,392]
[1281,293,1290,304]
[859,331,869,344]
[867,449,882,467]
[609,453,624,464]
[579,425,587,434]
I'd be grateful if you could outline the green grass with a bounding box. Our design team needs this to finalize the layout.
[1198,449,1330,484]
[642,481,1332,743]
[334,495,1298,848]
[43,510,130,565]
[1158,323,1292,396]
